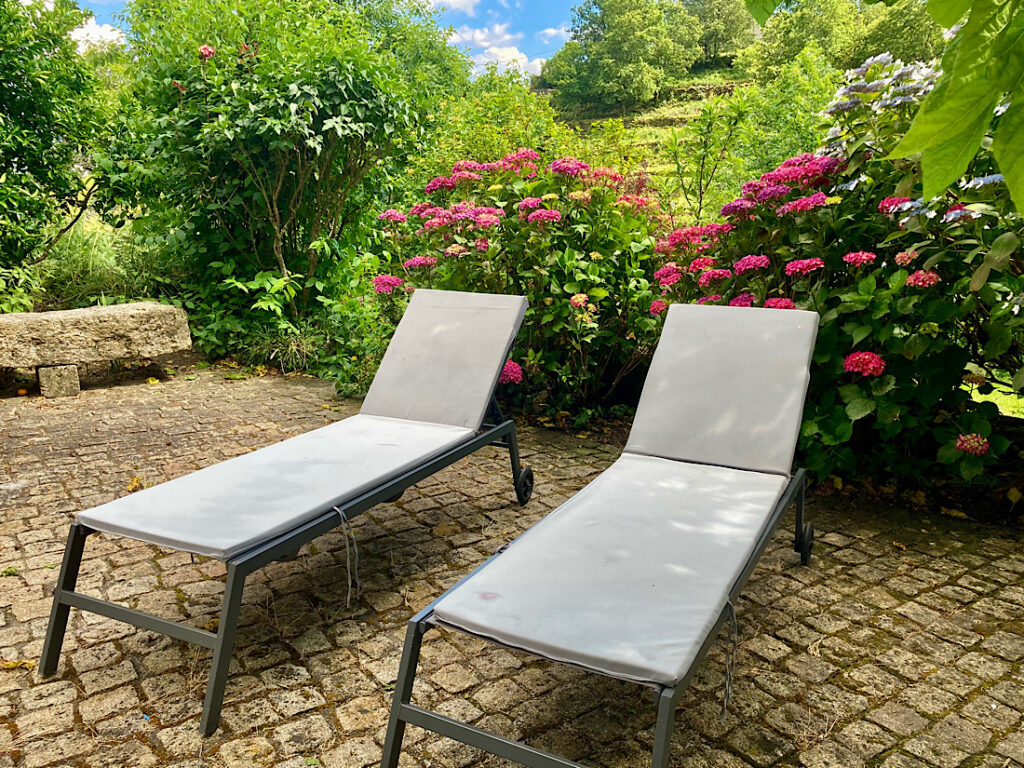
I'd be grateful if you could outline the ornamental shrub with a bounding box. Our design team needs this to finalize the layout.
[368,150,665,419]
[648,55,1023,481]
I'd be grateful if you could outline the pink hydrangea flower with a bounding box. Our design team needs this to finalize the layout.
[425,175,456,194]
[894,249,918,266]
[954,433,990,456]
[503,148,540,165]
[756,184,791,202]
[199,44,216,60]
[649,299,669,316]
[373,275,405,294]
[844,351,886,377]
[527,209,561,224]
[518,197,543,211]
[498,360,523,385]
[729,293,756,307]
[776,192,828,216]
[687,257,716,273]
[654,263,682,287]
[444,244,468,258]
[764,298,796,309]
[721,198,756,217]
[450,170,481,185]
[697,294,722,305]
[403,256,436,269]
[906,270,941,288]
[785,258,825,276]
[379,209,407,223]
[475,238,489,252]
[733,254,770,274]
[588,167,624,185]
[698,268,733,288]
[760,154,843,187]
[569,293,589,309]
[548,157,591,176]
[474,214,501,228]
[616,194,654,210]
[878,196,911,214]
[843,251,876,267]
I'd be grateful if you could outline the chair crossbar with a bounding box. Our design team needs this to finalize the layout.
[59,591,219,649]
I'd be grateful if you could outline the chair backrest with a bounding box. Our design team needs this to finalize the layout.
[625,303,818,476]
[360,289,528,430]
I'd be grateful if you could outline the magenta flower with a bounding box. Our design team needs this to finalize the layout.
[733,254,770,274]
[450,170,482,185]
[844,351,886,377]
[698,268,733,288]
[503,148,540,165]
[843,251,876,268]
[403,256,437,269]
[776,192,828,216]
[498,360,523,385]
[721,198,756,218]
[756,184,791,202]
[687,257,716,273]
[784,258,825,276]
[653,263,682,287]
[955,433,990,456]
[517,197,543,212]
[764,298,796,309]
[548,157,591,176]
[696,294,722,305]
[878,196,911,215]
[527,209,561,224]
[569,293,589,309]
[198,44,216,60]
[588,167,624,185]
[894,249,918,266]
[372,275,405,294]
[906,270,941,288]
[649,299,669,316]
[729,293,756,307]
[425,176,456,194]
[474,214,501,228]
[379,209,407,224]
[475,238,489,252]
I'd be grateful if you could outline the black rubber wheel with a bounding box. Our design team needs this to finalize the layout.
[799,522,814,566]
[515,466,534,506]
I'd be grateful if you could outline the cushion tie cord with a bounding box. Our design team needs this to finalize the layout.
[333,506,361,608]
[720,600,739,723]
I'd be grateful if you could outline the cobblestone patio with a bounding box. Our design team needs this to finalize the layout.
[2,368,1024,768]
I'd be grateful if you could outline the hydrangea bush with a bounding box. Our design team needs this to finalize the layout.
[370,149,665,420]
[649,55,1023,481]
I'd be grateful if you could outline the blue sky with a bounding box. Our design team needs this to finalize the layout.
[80,0,573,75]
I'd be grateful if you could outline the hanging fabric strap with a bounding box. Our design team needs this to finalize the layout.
[720,600,739,723]
[333,506,361,608]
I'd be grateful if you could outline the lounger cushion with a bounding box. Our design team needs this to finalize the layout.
[77,415,474,560]
[432,453,787,686]
[625,304,818,476]
[361,289,528,430]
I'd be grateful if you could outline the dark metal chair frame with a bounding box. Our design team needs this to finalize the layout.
[40,399,533,736]
[380,469,811,768]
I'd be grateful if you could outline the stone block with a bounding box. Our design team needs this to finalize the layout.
[37,365,80,398]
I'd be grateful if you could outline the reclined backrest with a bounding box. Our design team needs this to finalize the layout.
[625,303,818,476]
[360,289,528,430]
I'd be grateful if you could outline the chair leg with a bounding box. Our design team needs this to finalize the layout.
[199,564,246,736]
[381,621,425,768]
[40,523,88,676]
[793,474,806,553]
[651,687,677,768]
[507,426,533,506]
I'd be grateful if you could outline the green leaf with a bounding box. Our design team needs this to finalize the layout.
[743,0,780,25]
[937,442,960,463]
[1012,366,1024,391]
[838,384,863,404]
[993,98,1024,212]
[927,0,972,27]
[870,375,896,396]
[846,398,876,421]
[985,231,1020,271]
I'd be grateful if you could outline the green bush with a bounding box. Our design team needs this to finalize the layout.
[650,56,1023,482]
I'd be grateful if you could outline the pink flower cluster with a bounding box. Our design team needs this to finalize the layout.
[615,194,654,210]
[906,270,941,288]
[409,201,506,233]
[697,295,722,305]
[733,254,770,274]
[548,157,591,176]
[698,268,733,288]
[569,293,589,309]
[587,167,624,186]
[475,238,489,252]
[654,263,682,287]
[527,209,561,224]
[894,249,918,266]
[729,293,756,307]
[687,257,716,273]
[373,275,405,294]
[498,360,523,385]
[776,192,828,216]
[379,209,407,223]
[878,196,911,215]
[403,256,437,269]
[764,298,796,309]
[424,149,542,195]
[844,351,886,377]
[954,433,990,456]
[655,223,734,254]
[784,257,825,276]
[758,154,843,188]
[721,198,756,218]
[199,44,216,60]
[843,251,876,267]
[649,299,669,316]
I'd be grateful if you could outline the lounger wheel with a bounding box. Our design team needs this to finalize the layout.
[799,522,814,565]
[515,466,533,506]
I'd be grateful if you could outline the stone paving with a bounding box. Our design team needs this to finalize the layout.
[2,369,1024,768]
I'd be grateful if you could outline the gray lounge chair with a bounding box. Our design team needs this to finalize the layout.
[40,289,534,735]
[380,302,819,768]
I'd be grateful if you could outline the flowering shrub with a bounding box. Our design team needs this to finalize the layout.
[647,55,1023,481]
[370,149,665,418]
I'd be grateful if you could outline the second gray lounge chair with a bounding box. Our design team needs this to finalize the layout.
[40,289,533,735]
[381,302,820,768]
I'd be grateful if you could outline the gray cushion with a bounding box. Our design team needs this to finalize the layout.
[78,415,474,560]
[432,454,788,686]
[361,289,528,430]
[625,303,819,476]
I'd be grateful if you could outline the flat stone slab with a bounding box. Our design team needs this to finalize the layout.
[0,302,191,368]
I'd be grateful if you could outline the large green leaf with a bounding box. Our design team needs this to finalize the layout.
[927,0,973,27]
[919,97,998,198]
[993,96,1024,212]
[742,0,780,25]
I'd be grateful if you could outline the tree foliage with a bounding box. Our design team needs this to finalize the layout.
[680,0,757,62]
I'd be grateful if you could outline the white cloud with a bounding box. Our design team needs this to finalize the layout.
[472,46,545,77]
[69,17,126,53]
[536,25,571,45]
[449,23,522,49]
[430,0,480,16]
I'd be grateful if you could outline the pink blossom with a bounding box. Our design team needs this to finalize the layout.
[409,202,439,217]
[844,351,886,377]
[759,155,842,188]
[450,170,482,185]
[475,238,489,252]
[474,214,501,228]
[379,209,407,223]
[954,433,990,456]
[588,167,624,185]
[373,275,405,294]
[502,148,540,166]
[696,295,722,305]
[878,196,911,215]
[655,224,734,255]
[653,263,682,287]
[403,256,437,269]
[729,293,756,307]
[785,258,825,276]
[444,244,468,258]
[498,360,523,385]
[906,270,941,288]
[756,184,791,202]
[776,192,828,216]
[199,44,216,60]
[569,293,589,309]
[527,209,562,224]
[548,157,591,176]
[733,254,770,274]
[764,298,796,309]
[517,197,543,211]
[425,176,456,194]
[843,251,877,268]
[649,299,669,316]
[721,198,757,217]
[698,268,733,288]
[616,194,654,210]
[687,257,716,273]
[894,249,918,266]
